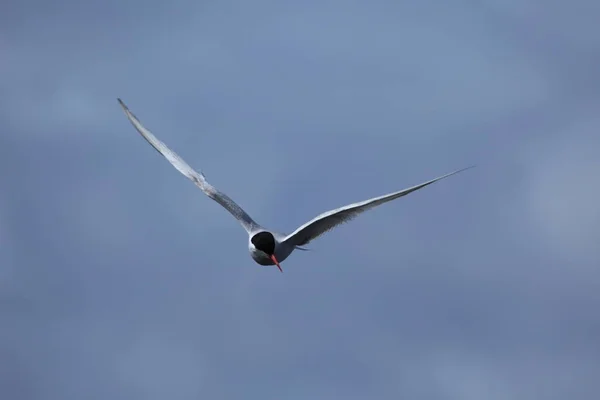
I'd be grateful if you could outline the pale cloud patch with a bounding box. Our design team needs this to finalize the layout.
[483,0,600,49]
[0,198,16,286]
[115,333,206,399]
[265,3,551,138]
[70,180,138,253]
[428,350,513,400]
[524,115,600,260]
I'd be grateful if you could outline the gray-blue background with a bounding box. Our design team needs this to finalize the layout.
[2,1,599,399]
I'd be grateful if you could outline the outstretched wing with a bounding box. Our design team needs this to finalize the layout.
[283,167,474,246]
[117,98,260,233]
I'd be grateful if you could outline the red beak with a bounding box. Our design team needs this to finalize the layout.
[270,255,283,273]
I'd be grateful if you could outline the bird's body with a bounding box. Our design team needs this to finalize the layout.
[117,98,473,272]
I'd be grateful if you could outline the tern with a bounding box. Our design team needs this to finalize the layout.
[117,98,473,272]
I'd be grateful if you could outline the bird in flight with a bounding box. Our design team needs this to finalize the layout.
[117,99,473,272]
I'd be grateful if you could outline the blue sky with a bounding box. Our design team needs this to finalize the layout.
[1,1,600,399]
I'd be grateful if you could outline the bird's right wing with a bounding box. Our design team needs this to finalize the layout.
[117,98,260,233]
[282,167,474,247]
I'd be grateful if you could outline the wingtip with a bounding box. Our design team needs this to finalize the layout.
[117,98,137,120]
[455,165,476,174]
[117,98,127,110]
[436,165,475,181]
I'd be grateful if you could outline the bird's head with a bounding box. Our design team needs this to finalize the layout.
[250,231,282,272]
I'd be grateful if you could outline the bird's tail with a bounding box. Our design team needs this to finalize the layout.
[295,246,310,251]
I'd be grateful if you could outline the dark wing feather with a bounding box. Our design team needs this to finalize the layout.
[117,98,260,233]
[283,166,474,246]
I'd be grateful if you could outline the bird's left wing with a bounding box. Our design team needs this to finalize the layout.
[282,166,474,247]
[117,98,260,233]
